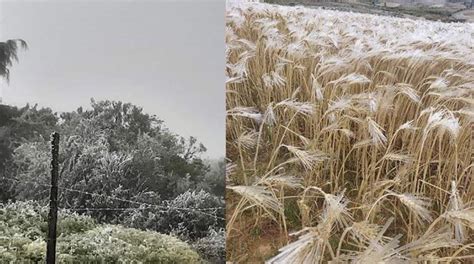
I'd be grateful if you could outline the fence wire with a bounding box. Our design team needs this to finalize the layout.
[1,176,225,220]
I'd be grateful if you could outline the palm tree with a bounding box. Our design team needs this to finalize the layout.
[0,39,28,82]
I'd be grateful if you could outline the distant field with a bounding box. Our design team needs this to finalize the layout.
[453,8,474,22]
[265,0,474,22]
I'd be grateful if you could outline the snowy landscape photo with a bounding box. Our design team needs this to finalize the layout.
[0,1,225,263]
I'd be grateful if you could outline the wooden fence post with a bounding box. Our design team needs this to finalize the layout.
[46,132,59,264]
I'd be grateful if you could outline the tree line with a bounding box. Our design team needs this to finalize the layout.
[0,39,225,263]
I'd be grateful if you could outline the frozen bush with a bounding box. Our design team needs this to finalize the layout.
[0,201,201,263]
[193,227,226,264]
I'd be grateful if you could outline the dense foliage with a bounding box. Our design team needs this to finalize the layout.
[0,39,27,83]
[0,100,225,262]
[0,201,201,263]
[193,228,226,263]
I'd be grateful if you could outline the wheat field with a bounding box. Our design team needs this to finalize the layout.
[225,2,473,263]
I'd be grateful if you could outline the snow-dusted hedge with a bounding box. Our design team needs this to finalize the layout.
[0,201,201,263]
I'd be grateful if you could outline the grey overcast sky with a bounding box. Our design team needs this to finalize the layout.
[0,0,224,158]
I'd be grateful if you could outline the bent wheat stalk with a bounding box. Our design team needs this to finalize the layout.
[226,1,474,262]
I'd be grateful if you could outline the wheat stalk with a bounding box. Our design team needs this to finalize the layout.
[226,2,473,262]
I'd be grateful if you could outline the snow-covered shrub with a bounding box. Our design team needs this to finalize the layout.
[0,201,201,263]
[122,190,224,240]
[193,227,226,264]
[57,226,201,263]
[164,190,225,239]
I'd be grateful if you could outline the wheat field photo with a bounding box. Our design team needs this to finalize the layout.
[226,1,473,263]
